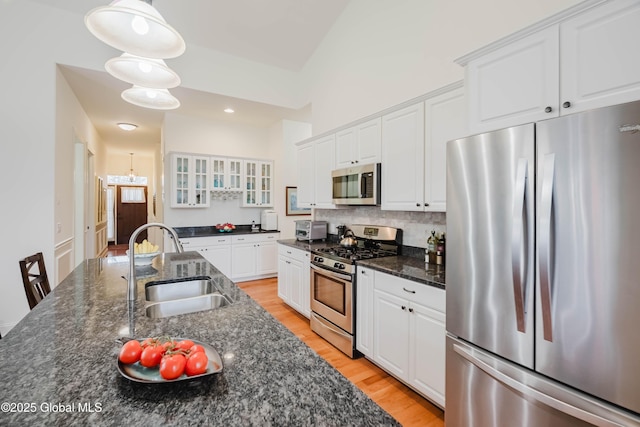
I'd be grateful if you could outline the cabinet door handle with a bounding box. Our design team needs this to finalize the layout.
[403,287,416,294]
[545,106,553,113]
[424,203,429,207]
[401,305,406,311]
[409,308,414,313]
[562,101,571,109]
[416,203,421,207]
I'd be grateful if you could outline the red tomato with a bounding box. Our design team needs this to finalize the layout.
[141,338,157,349]
[162,340,177,352]
[189,344,205,354]
[119,340,142,364]
[160,354,186,380]
[185,351,209,376]
[139,345,164,368]
[176,340,194,351]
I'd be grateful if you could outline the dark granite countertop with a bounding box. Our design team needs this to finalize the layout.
[0,252,398,426]
[278,239,445,289]
[174,225,280,238]
[357,256,445,289]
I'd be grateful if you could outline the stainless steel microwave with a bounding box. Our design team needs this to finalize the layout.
[331,163,381,206]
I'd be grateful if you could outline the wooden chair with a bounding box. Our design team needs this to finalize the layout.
[19,252,51,310]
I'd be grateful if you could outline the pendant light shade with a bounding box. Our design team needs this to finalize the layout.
[85,0,185,59]
[106,53,180,88]
[121,85,180,110]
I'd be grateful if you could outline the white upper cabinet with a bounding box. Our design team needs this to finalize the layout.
[465,25,559,133]
[242,160,273,207]
[381,102,425,211]
[170,154,210,208]
[335,118,381,168]
[424,86,467,212]
[560,0,640,113]
[211,157,243,192]
[296,134,336,209]
[463,0,640,134]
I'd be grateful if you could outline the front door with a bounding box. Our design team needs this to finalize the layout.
[116,185,147,244]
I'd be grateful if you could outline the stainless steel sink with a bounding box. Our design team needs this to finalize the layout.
[145,294,232,319]
[145,276,221,302]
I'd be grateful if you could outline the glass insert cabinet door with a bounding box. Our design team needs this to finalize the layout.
[242,160,274,207]
[193,157,208,205]
[175,156,189,205]
[171,154,210,208]
[261,162,272,205]
[211,158,243,191]
[211,158,226,190]
[244,161,257,205]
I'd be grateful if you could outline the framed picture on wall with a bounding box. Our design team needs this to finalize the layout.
[286,186,311,216]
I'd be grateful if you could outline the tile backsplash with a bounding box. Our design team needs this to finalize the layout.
[314,207,446,249]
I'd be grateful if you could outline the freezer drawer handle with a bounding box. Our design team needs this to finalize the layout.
[539,153,556,341]
[453,343,625,427]
[511,158,529,333]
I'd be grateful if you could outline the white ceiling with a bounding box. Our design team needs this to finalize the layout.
[30,0,350,154]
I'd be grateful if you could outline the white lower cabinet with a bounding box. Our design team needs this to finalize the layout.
[356,267,375,357]
[180,233,279,282]
[277,245,310,318]
[359,267,446,408]
[231,233,279,280]
[179,236,231,277]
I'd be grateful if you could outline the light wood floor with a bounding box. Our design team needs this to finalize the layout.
[237,278,445,427]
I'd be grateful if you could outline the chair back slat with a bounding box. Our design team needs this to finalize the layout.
[19,252,51,310]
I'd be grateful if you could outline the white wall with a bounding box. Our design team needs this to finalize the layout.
[302,0,583,134]
[162,113,278,228]
[270,120,313,239]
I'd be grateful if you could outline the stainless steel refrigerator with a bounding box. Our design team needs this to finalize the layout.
[446,100,640,426]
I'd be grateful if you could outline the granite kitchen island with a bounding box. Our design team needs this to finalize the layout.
[0,252,398,426]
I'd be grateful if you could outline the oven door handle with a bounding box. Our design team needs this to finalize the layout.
[310,263,353,282]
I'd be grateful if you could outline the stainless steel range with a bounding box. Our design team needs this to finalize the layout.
[310,225,402,358]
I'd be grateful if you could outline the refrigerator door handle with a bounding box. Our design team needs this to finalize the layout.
[539,153,555,342]
[453,343,626,427]
[511,158,529,333]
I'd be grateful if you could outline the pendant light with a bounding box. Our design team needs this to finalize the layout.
[85,0,185,59]
[121,85,180,110]
[128,153,137,182]
[106,53,180,88]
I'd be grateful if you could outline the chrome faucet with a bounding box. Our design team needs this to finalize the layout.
[128,222,183,301]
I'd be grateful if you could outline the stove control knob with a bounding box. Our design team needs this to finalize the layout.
[316,257,324,263]
[333,262,340,269]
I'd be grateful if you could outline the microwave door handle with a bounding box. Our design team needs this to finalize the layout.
[360,173,365,198]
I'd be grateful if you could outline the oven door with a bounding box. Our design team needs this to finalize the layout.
[310,263,353,333]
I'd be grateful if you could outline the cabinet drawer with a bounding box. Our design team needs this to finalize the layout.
[374,271,445,313]
[278,245,309,263]
[232,233,280,244]
[180,236,231,247]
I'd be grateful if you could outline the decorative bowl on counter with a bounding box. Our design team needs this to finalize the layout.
[126,250,160,266]
[215,223,236,233]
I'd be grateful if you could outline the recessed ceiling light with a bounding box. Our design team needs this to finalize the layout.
[224,108,235,113]
[117,122,138,131]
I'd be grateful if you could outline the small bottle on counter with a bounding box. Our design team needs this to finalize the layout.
[427,231,437,264]
[436,233,445,265]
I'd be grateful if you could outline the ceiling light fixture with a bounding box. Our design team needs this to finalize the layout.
[128,152,137,182]
[85,0,185,59]
[121,85,180,110]
[224,108,235,113]
[106,53,181,88]
[117,122,138,131]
